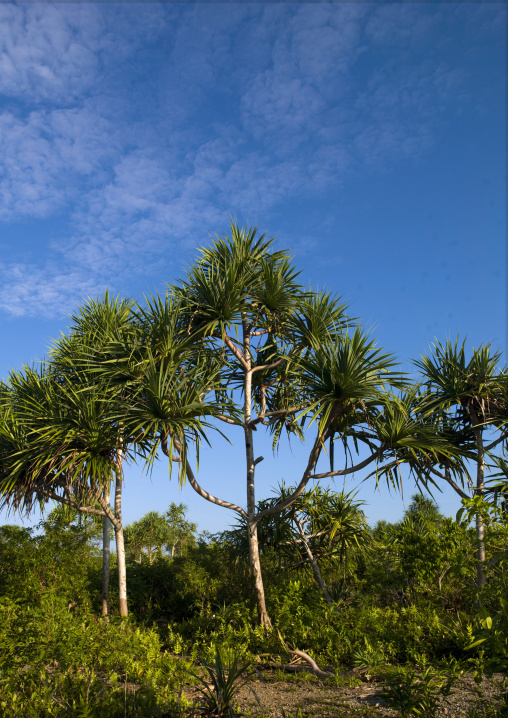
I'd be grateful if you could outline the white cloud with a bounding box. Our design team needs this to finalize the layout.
[0,262,104,318]
[0,4,166,104]
[0,5,104,102]
[0,4,495,318]
[239,4,468,170]
[0,107,114,219]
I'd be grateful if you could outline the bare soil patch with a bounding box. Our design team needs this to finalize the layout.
[184,672,505,717]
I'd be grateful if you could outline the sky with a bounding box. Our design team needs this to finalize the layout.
[0,2,505,534]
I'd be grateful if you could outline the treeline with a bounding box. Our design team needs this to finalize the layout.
[0,486,505,715]
[3,480,507,628]
[0,492,487,624]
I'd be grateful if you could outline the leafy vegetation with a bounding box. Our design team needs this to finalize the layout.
[0,223,507,716]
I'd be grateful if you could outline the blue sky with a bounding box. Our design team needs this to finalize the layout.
[0,3,505,533]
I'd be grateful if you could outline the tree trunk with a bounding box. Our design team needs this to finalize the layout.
[101,482,111,616]
[243,321,271,628]
[470,408,486,590]
[114,450,128,617]
[247,517,271,627]
[294,517,335,607]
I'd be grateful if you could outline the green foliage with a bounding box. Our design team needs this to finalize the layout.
[2,224,508,715]
[0,478,500,716]
[0,594,190,717]
[458,493,508,675]
[187,646,259,717]
[0,514,101,610]
[125,510,172,564]
[380,659,463,717]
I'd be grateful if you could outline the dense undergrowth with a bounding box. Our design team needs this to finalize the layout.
[0,497,506,717]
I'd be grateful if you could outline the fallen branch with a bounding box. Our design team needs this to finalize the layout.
[256,652,371,680]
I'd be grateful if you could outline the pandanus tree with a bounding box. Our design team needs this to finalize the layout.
[0,362,135,616]
[414,339,508,588]
[236,485,371,607]
[124,510,172,564]
[0,295,144,617]
[165,503,197,557]
[1,224,469,629]
[288,486,371,605]
[156,223,463,628]
[50,295,137,616]
[124,504,197,562]
[165,224,359,626]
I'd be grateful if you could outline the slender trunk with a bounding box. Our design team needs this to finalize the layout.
[101,483,111,616]
[114,449,128,617]
[247,517,271,626]
[243,320,271,628]
[470,408,486,589]
[294,517,335,606]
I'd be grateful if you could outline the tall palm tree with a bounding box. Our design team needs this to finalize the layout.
[0,295,143,617]
[160,223,462,627]
[0,362,133,615]
[415,339,508,588]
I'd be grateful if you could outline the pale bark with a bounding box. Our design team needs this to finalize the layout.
[470,408,486,589]
[114,448,128,617]
[164,433,247,518]
[42,478,128,615]
[243,318,271,628]
[101,483,111,616]
[429,466,471,500]
[309,452,381,481]
[41,489,105,517]
[287,649,332,679]
[247,517,271,627]
[294,516,335,607]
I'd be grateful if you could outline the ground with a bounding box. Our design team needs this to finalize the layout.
[183,671,505,717]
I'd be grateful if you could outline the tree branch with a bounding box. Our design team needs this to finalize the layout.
[254,430,326,524]
[250,403,310,427]
[172,436,248,519]
[428,466,471,500]
[251,357,287,374]
[216,415,244,427]
[287,650,332,679]
[309,451,380,480]
[94,486,121,528]
[485,432,508,452]
[223,333,249,370]
[41,490,106,518]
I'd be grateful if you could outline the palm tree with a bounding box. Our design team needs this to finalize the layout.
[404,493,443,526]
[282,485,371,606]
[124,511,171,563]
[165,503,197,557]
[0,295,144,617]
[415,338,508,588]
[159,223,462,627]
[0,362,134,615]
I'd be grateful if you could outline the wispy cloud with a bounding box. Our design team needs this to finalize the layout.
[0,3,498,318]
[0,107,115,220]
[0,5,105,103]
[0,4,166,104]
[0,262,104,318]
